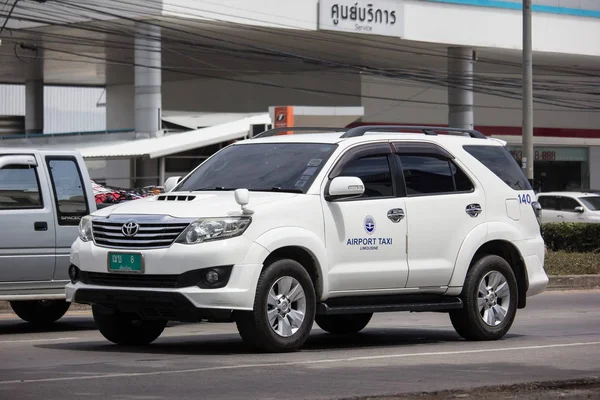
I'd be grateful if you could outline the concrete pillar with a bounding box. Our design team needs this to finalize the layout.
[25,80,44,134]
[447,47,474,130]
[135,23,162,138]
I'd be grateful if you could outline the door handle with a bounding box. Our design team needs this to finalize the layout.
[557,215,565,218]
[34,221,48,231]
[387,208,405,223]
[466,204,482,218]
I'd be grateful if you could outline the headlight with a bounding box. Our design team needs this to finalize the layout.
[176,217,251,245]
[78,215,93,242]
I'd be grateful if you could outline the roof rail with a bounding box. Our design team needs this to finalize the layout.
[252,127,347,138]
[341,125,487,139]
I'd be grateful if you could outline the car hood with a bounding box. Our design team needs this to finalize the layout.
[92,191,299,219]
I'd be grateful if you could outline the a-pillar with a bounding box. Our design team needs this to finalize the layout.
[134,23,162,138]
[25,79,44,135]
[447,47,474,130]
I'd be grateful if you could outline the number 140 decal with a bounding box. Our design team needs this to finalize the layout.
[518,194,532,204]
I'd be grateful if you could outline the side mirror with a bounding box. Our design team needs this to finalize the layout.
[163,176,181,192]
[575,206,584,213]
[326,176,365,201]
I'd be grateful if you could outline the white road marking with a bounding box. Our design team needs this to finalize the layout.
[1,341,599,385]
[0,337,78,345]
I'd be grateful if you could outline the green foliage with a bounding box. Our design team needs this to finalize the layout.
[541,223,600,253]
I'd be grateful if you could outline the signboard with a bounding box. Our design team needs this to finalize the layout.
[507,146,588,162]
[273,106,294,135]
[318,0,404,37]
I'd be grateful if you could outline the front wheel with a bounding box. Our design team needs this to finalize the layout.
[235,258,316,352]
[315,313,372,335]
[92,306,166,345]
[450,255,518,341]
[10,300,70,325]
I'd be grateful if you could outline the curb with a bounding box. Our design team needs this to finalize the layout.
[546,274,600,291]
[1,275,598,315]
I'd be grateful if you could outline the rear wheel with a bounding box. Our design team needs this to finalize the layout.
[92,305,166,345]
[315,313,372,335]
[235,258,316,352]
[10,300,70,326]
[450,255,518,341]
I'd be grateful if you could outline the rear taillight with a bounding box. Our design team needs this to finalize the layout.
[532,201,542,226]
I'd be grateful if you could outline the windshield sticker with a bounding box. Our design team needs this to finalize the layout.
[301,167,318,177]
[307,159,322,167]
[295,179,308,188]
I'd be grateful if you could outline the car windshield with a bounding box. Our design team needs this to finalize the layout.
[579,196,600,211]
[176,142,338,194]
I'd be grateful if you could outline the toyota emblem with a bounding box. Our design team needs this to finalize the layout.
[121,221,140,237]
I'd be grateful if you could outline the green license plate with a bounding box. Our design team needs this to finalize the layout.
[108,253,143,273]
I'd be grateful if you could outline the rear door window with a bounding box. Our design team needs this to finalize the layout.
[0,165,43,209]
[46,157,89,225]
[463,145,532,191]
[538,196,558,210]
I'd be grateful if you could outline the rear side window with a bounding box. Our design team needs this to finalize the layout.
[0,165,43,209]
[398,155,473,196]
[538,196,557,210]
[46,158,89,225]
[463,145,532,191]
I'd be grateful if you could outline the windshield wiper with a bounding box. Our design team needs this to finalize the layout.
[250,187,303,194]
[192,187,237,191]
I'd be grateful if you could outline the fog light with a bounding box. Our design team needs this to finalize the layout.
[205,269,219,285]
[68,264,80,283]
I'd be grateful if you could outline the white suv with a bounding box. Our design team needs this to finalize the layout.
[537,192,600,223]
[67,126,548,352]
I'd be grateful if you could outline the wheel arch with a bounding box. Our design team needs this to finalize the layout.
[449,224,529,309]
[254,228,328,300]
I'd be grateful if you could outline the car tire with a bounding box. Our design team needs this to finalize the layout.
[450,255,518,341]
[10,300,70,326]
[92,305,167,345]
[235,258,316,353]
[315,313,373,335]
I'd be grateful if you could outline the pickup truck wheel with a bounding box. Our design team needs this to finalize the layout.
[450,255,518,341]
[92,306,166,345]
[235,259,316,352]
[315,313,372,335]
[10,300,70,325]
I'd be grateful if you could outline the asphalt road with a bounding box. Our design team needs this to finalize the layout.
[0,290,599,400]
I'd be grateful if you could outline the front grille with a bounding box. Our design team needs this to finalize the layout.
[92,218,190,249]
[81,271,179,288]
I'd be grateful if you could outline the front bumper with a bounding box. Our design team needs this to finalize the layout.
[68,235,269,313]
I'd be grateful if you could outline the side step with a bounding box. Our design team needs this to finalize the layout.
[316,294,463,315]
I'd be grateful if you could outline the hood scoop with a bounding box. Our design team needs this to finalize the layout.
[156,195,196,202]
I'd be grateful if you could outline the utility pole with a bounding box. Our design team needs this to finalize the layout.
[522,0,534,186]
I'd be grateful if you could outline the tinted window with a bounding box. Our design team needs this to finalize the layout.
[47,159,88,225]
[177,143,337,194]
[339,155,393,198]
[559,197,581,211]
[538,196,558,210]
[579,196,600,211]
[399,155,454,195]
[0,165,42,209]
[451,163,474,192]
[463,145,532,191]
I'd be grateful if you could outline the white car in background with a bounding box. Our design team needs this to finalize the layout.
[536,192,600,223]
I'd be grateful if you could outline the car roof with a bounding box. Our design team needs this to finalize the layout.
[0,147,81,156]
[538,192,600,197]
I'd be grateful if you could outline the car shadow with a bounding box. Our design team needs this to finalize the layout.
[35,326,523,356]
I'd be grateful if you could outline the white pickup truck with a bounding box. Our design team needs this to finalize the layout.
[0,148,96,325]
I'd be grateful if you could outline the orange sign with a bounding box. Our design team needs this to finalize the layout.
[273,106,294,135]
